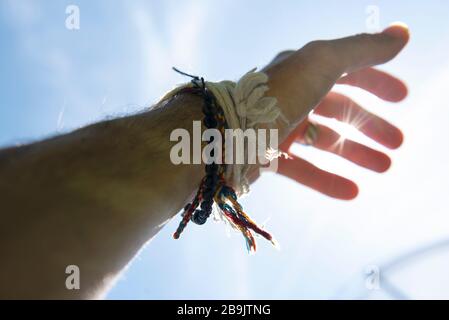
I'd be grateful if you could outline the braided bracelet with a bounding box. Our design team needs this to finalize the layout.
[168,67,281,252]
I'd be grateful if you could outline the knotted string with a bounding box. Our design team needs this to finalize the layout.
[166,67,284,252]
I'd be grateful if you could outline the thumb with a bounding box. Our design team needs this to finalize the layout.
[329,23,410,73]
[296,23,410,83]
[265,24,409,132]
[266,24,409,75]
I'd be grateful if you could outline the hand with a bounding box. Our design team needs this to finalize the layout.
[263,25,409,199]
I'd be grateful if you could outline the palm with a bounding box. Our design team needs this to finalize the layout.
[277,67,407,199]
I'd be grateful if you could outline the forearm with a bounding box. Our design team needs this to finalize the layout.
[0,93,203,299]
[0,67,315,298]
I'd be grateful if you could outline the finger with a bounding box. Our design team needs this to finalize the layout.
[278,155,358,200]
[314,92,403,149]
[337,67,408,102]
[298,122,391,173]
[280,121,308,152]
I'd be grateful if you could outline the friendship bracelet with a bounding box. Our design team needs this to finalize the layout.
[165,67,284,252]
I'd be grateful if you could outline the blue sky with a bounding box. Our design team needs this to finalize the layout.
[1,0,449,299]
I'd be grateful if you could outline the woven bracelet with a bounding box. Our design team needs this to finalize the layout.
[170,67,277,252]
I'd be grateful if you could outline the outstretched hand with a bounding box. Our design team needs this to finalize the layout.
[263,24,409,199]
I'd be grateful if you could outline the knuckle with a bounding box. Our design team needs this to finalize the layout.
[302,40,335,58]
[271,50,295,65]
[300,40,341,75]
[275,50,295,59]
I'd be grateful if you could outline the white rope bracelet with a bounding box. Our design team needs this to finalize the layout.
[162,68,286,196]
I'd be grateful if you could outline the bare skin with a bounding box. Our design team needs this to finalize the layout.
[0,25,409,299]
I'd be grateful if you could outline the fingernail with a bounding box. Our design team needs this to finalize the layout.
[382,22,410,40]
